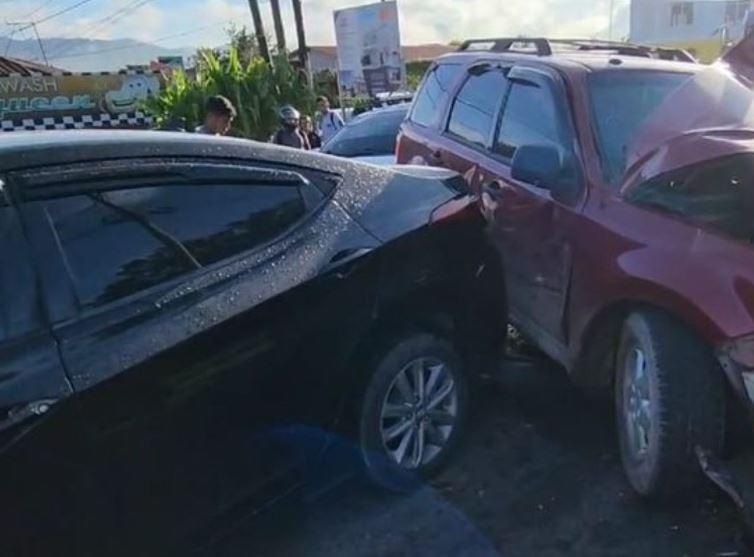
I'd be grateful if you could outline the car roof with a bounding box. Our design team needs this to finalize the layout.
[436,49,702,76]
[0,130,352,174]
[349,103,409,124]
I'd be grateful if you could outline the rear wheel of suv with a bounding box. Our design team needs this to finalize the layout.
[615,309,725,500]
[358,332,468,491]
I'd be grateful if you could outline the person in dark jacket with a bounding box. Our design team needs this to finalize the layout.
[301,115,322,149]
[271,105,310,150]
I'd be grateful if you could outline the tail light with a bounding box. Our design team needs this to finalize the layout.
[395,131,404,163]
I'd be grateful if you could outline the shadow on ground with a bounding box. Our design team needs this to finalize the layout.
[205,360,749,557]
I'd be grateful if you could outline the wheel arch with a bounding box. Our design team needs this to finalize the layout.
[571,294,724,391]
[336,244,506,427]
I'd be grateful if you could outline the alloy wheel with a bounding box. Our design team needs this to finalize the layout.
[622,346,654,462]
[379,357,458,470]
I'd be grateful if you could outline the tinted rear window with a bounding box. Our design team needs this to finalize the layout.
[410,63,462,128]
[322,108,407,157]
[495,81,560,159]
[589,70,690,185]
[447,69,507,148]
[44,183,305,309]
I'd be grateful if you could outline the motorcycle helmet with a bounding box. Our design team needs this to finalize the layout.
[279,105,301,127]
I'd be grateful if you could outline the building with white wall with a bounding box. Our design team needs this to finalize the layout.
[630,0,749,61]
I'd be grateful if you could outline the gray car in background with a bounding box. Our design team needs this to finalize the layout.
[321,104,409,166]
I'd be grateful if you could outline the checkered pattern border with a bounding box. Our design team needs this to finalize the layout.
[0,112,153,132]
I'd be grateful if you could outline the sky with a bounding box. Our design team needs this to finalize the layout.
[0,0,631,56]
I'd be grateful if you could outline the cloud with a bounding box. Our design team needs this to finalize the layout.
[290,0,625,45]
[121,3,166,41]
[27,0,630,48]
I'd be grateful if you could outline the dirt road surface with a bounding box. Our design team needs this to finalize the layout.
[206,359,749,557]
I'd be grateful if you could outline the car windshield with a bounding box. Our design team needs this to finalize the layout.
[322,108,407,157]
[589,70,691,185]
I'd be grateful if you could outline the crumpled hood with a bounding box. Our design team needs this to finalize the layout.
[623,35,754,191]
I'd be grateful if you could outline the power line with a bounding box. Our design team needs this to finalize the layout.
[6,18,51,64]
[22,0,60,20]
[4,29,15,57]
[45,0,152,60]
[79,0,151,37]
[47,22,225,61]
[18,0,96,31]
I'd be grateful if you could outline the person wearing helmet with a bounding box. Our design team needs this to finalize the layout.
[271,105,311,150]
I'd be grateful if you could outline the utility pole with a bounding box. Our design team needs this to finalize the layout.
[5,21,48,65]
[29,22,48,65]
[247,0,271,63]
[4,29,16,57]
[270,0,286,52]
[291,0,311,85]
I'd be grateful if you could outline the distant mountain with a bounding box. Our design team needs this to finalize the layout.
[0,36,196,72]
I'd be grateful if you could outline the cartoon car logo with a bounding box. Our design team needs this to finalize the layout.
[104,75,159,114]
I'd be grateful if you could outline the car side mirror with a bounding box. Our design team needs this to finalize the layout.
[511,143,581,205]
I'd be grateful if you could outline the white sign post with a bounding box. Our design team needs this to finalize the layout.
[333,1,405,98]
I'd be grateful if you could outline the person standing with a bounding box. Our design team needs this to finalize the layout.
[315,95,344,145]
[195,95,236,135]
[271,105,310,150]
[301,115,322,149]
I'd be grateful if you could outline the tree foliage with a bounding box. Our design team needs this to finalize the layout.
[145,46,315,141]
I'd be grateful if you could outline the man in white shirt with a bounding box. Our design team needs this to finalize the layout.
[316,95,344,145]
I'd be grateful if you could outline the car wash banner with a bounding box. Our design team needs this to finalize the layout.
[334,0,405,96]
[0,70,161,132]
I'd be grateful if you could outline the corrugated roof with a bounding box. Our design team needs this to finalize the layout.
[0,56,63,76]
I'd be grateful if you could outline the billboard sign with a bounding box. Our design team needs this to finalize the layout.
[0,71,161,130]
[334,1,404,96]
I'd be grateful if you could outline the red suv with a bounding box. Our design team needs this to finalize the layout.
[397,37,754,499]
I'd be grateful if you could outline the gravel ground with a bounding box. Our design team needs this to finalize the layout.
[206,359,750,557]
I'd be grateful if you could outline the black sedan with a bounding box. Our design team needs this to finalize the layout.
[0,131,504,555]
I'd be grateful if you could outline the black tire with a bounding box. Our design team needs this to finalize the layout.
[358,332,468,491]
[615,309,726,500]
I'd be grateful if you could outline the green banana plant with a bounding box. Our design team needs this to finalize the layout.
[144,46,315,141]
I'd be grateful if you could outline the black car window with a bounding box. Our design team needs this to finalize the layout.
[0,207,43,340]
[626,153,754,243]
[322,108,407,157]
[410,63,462,128]
[495,81,560,160]
[103,185,305,267]
[44,183,306,309]
[45,194,197,309]
[447,69,507,148]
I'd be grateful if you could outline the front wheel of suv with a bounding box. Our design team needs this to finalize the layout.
[358,332,468,491]
[615,309,726,500]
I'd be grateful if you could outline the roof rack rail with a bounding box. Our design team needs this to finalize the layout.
[458,38,552,56]
[457,37,696,63]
